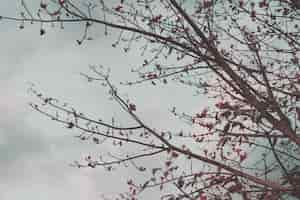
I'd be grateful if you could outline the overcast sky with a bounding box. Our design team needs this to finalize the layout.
[0,1,207,199]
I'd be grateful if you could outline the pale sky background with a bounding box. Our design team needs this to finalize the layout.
[0,1,206,199]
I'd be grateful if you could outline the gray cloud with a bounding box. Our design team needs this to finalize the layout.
[0,119,46,165]
[0,1,205,199]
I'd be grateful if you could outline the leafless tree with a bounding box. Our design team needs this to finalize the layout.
[2,0,300,199]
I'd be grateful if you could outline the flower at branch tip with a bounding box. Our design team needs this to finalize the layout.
[67,122,74,129]
[199,193,207,200]
[151,15,162,23]
[40,29,45,36]
[40,2,47,9]
[239,151,247,162]
[196,109,208,118]
[129,103,136,111]
[114,5,123,12]
[215,101,230,109]
[203,1,213,9]
[238,0,244,7]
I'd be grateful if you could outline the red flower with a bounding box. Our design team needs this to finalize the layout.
[259,0,267,8]
[199,193,207,200]
[129,103,136,111]
[203,1,213,9]
[251,10,256,18]
[215,101,229,109]
[239,0,244,7]
[206,123,213,130]
[296,107,300,120]
[115,5,123,12]
[151,15,162,23]
[196,109,208,118]
[239,151,247,162]
[147,73,157,79]
[40,2,47,9]
[171,151,179,158]
[291,57,299,64]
